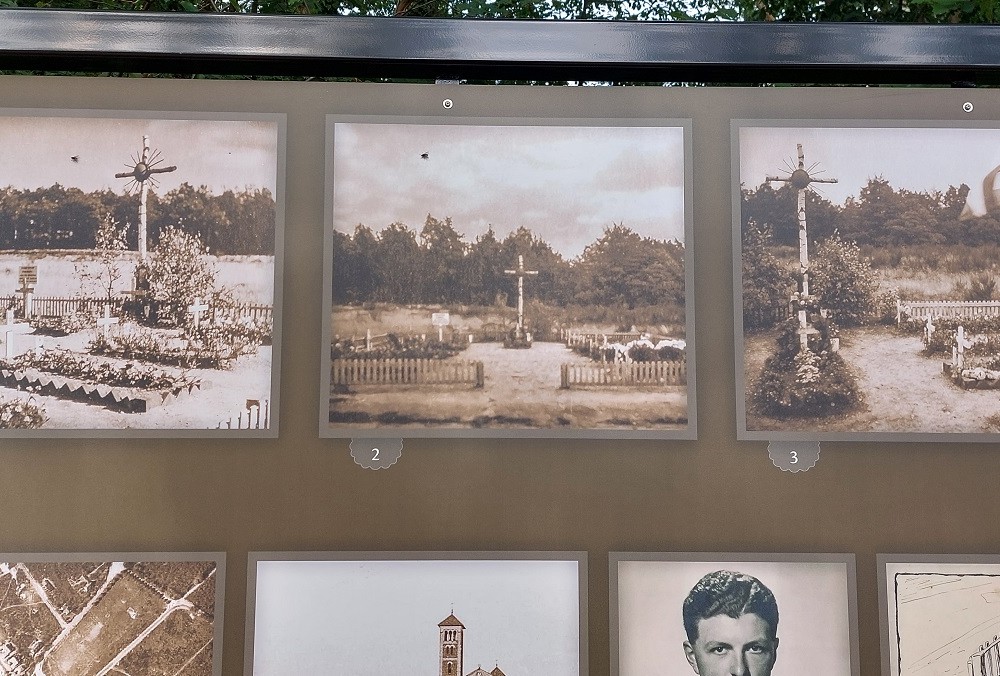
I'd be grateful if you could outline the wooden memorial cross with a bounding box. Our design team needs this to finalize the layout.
[2,309,32,359]
[503,254,538,332]
[16,265,36,319]
[767,143,838,349]
[188,297,210,330]
[115,135,177,262]
[97,305,119,338]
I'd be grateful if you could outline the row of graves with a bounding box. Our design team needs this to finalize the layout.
[0,263,272,425]
[331,254,687,391]
[903,302,1000,390]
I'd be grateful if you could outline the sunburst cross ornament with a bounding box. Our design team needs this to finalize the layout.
[767,143,838,349]
[115,135,177,261]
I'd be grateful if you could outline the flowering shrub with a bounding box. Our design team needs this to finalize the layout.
[742,222,796,330]
[810,234,882,327]
[0,397,46,429]
[752,318,862,417]
[148,227,216,328]
[2,350,196,391]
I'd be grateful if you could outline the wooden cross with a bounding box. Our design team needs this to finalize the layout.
[503,254,538,331]
[97,305,119,338]
[2,309,32,359]
[16,279,33,319]
[767,143,838,348]
[115,135,177,262]
[188,297,210,330]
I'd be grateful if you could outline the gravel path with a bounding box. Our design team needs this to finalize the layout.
[744,326,1000,434]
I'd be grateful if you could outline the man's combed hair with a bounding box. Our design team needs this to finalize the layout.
[682,570,779,642]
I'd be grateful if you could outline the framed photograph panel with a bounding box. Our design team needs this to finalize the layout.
[735,121,1000,441]
[322,110,695,439]
[0,551,224,675]
[611,552,859,676]
[879,554,1000,676]
[0,109,284,437]
[245,551,587,675]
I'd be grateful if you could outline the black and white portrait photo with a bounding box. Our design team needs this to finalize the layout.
[324,119,693,437]
[881,556,1000,676]
[247,553,585,675]
[736,124,1000,439]
[0,112,281,434]
[613,554,857,676]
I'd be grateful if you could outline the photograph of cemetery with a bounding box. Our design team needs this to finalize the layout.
[883,558,1000,676]
[327,121,690,435]
[0,114,279,433]
[738,125,1000,436]
[0,556,219,676]
[249,556,581,675]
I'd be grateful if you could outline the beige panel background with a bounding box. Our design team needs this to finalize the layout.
[0,77,993,675]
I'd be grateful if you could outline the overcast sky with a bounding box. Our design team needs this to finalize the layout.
[617,559,853,676]
[332,123,685,258]
[0,115,277,195]
[741,126,1000,216]
[252,558,580,675]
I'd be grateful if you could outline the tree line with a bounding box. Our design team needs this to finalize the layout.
[333,215,685,311]
[741,178,1000,249]
[0,183,276,256]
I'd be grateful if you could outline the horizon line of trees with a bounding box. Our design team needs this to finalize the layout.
[0,182,276,256]
[740,177,1000,249]
[333,214,685,310]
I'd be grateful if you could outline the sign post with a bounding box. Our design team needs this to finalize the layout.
[16,265,36,319]
[431,312,450,342]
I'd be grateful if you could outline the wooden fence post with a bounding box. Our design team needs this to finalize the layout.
[560,363,569,389]
[475,361,484,388]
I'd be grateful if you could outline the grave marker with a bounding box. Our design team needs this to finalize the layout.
[2,309,32,359]
[16,265,36,318]
[188,297,209,330]
[97,305,119,338]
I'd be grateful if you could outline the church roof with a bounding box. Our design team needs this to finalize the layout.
[438,613,465,628]
[490,668,506,676]
[466,668,491,676]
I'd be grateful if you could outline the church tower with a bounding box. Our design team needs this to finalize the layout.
[439,612,465,676]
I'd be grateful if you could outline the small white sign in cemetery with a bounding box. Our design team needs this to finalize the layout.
[431,312,450,341]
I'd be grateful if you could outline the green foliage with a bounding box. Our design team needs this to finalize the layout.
[332,218,686,317]
[0,183,274,256]
[741,220,795,330]
[147,226,217,328]
[752,319,862,418]
[810,233,881,327]
[0,397,46,429]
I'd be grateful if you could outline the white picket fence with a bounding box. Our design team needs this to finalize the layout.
[898,299,1000,324]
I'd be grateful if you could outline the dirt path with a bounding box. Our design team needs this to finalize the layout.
[745,326,1000,434]
[330,341,688,430]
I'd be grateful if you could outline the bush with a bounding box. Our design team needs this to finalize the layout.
[752,319,862,418]
[3,350,196,391]
[31,312,97,336]
[89,320,267,369]
[810,233,881,327]
[920,316,1000,356]
[0,397,46,429]
[955,272,998,301]
[742,222,796,330]
[147,226,216,328]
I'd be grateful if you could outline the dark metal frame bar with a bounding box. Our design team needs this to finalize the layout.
[1,8,999,83]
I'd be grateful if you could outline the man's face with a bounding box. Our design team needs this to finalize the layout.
[683,613,778,676]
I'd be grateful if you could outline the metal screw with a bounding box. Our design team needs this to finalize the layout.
[963,101,974,113]
[442,99,454,110]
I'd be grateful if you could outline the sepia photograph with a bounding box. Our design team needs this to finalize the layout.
[324,120,692,437]
[612,553,858,676]
[880,555,1000,676]
[0,553,222,676]
[736,124,1000,439]
[247,552,585,676]
[0,112,281,435]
